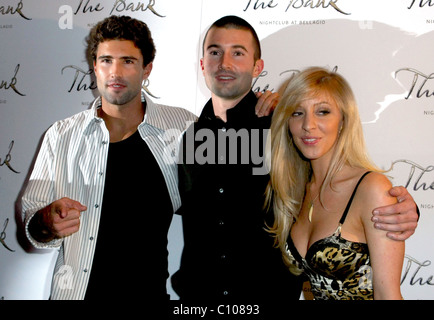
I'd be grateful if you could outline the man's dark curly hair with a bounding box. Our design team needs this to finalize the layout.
[88,15,156,67]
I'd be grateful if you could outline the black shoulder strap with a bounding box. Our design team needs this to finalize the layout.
[339,171,372,225]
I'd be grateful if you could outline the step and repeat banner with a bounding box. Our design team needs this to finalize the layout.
[0,0,433,300]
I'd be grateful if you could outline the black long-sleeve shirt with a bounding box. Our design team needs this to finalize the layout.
[173,91,302,302]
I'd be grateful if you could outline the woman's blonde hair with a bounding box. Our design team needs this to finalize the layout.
[265,67,381,266]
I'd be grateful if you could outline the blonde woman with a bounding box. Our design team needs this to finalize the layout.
[266,67,404,299]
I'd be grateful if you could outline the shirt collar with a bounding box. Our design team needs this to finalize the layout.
[85,90,170,131]
[200,90,259,124]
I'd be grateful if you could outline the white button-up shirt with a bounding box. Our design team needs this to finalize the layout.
[21,91,196,300]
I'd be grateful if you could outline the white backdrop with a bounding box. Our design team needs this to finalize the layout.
[0,0,433,300]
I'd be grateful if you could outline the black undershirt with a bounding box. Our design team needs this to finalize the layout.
[85,130,173,301]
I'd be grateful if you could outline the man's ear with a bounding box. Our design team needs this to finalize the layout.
[253,59,264,78]
[143,62,153,80]
[200,58,205,74]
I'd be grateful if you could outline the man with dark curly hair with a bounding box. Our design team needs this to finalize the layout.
[21,15,197,302]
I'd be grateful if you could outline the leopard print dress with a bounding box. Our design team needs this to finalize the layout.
[285,172,374,300]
